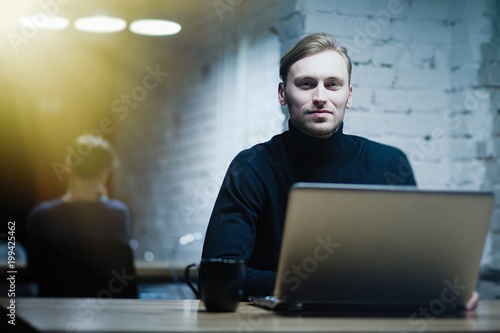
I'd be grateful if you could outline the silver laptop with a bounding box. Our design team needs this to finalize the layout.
[251,183,494,314]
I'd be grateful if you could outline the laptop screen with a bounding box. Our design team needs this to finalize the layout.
[273,183,494,311]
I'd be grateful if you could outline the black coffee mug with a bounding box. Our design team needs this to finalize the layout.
[185,258,245,312]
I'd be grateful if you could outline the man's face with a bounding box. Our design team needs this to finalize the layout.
[278,51,352,139]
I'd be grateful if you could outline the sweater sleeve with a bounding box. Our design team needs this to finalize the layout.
[202,151,276,297]
[384,150,417,186]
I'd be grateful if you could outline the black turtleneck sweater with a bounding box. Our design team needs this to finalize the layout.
[202,122,416,297]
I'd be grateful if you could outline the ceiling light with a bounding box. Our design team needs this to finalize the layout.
[74,16,127,33]
[129,19,181,36]
[19,15,70,30]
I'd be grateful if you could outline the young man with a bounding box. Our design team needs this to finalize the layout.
[202,33,415,295]
[202,33,478,308]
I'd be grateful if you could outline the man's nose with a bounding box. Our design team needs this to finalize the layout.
[313,86,327,105]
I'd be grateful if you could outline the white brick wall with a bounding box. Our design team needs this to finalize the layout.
[112,0,500,296]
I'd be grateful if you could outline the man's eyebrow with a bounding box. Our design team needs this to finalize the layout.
[293,76,315,82]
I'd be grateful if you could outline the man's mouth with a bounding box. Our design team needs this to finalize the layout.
[308,109,332,115]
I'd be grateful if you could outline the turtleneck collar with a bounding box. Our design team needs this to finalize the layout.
[286,120,344,165]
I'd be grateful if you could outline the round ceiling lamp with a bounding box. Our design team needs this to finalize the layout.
[129,19,181,36]
[74,15,127,33]
[19,15,70,30]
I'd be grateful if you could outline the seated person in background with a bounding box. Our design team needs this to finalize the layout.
[202,33,479,309]
[26,134,137,298]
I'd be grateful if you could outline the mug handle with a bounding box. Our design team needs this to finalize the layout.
[184,263,200,299]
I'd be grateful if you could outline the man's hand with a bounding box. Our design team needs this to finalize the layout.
[466,291,480,310]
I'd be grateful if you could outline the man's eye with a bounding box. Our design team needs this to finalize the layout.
[300,82,314,88]
[326,82,339,87]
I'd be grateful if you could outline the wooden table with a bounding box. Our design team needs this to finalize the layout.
[2,298,500,332]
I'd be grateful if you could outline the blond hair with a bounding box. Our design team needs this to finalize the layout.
[279,33,352,85]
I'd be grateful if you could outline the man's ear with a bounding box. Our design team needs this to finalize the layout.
[278,82,287,106]
[345,85,353,109]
